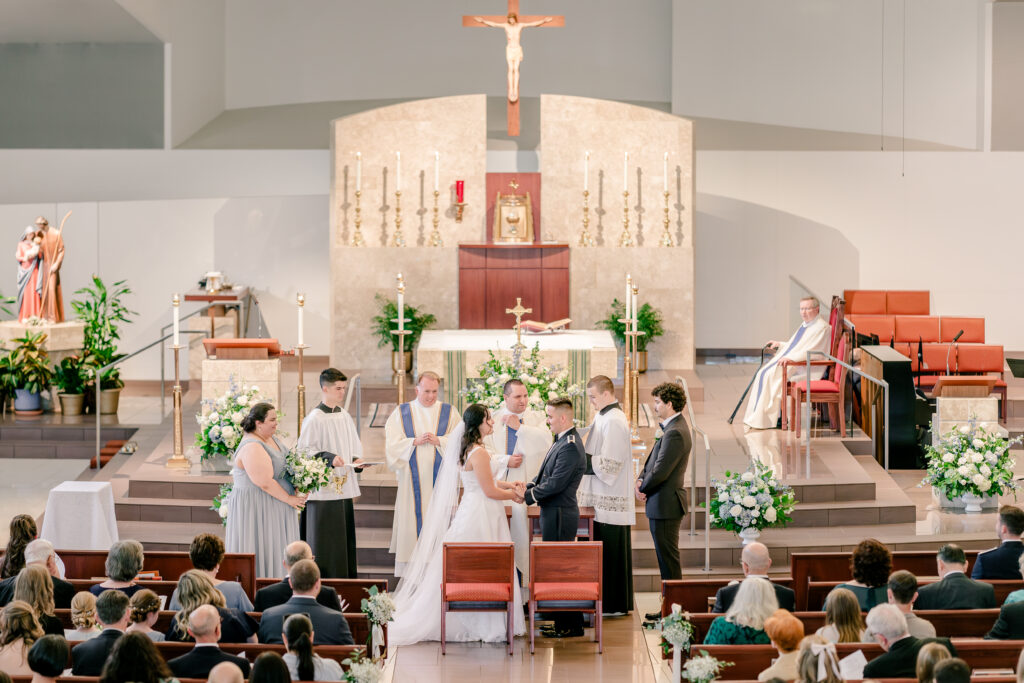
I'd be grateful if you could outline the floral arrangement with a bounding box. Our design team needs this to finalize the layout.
[211,483,232,526]
[922,421,1021,499]
[284,447,334,495]
[462,343,582,412]
[644,603,694,656]
[341,650,383,683]
[706,461,796,534]
[361,585,395,658]
[682,651,732,683]
[194,379,267,462]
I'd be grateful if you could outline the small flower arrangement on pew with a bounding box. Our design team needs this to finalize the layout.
[705,461,796,541]
[361,585,396,659]
[210,483,232,526]
[341,649,383,683]
[682,651,732,683]
[195,378,267,462]
[921,420,1020,503]
[643,603,695,682]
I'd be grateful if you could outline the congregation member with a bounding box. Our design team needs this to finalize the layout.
[984,591,1024,638]
[27,634,69,683]
[253,541,345,612]
[578,374,634,615]
[916,642,952,683]
[1005,554,1024,604]
[483,378,551,589]
[637,383,691,622]
[126,590,165,642]
[879,570,937,638]
[0,540,73,609]
[282,613,345,681]
[757,609,804,681]
[817,587,869,643]
[208,662,246,683]
[66,592,101,641]
[165,571,257,644]
[226,402,307,578]
[257,560,353,645]
[704,577,777,645]
[89,540,146,598]
[166,605,251,679]
[0,601,43,675]
[862,603,957,678]
[71,589,131,676]
[98,631,177,683]
[932,658,971,683]
[743,296,830,430]
[972,504,1024,579]
[384,371,459,577]
[169,533,253,612]
[915,544,996,610]
[0,515,37,580]
[251,651,292,683]
[14,566,62,635]
[712,542,795,613]
[296,368,365,578]
[831,538,892,610]
[795,635,842,683]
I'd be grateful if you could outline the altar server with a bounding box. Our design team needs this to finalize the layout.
[578,375,635,615]
[743,296,830,430]
[296,368,363,578]
[483,379,552,585]
[384,371,459,576]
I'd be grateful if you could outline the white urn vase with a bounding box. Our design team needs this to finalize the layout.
[738,527,761,545]
[961,492,985,513]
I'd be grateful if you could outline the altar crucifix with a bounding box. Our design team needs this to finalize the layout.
[463,0,564,136]
[506,297,532,350]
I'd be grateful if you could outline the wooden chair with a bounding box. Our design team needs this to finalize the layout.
[790,333,850,437]
[528,541,602,654]
[781,295,844,430]
[441,542,516,656]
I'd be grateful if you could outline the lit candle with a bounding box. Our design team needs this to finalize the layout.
[355,152,362,191]
[297,293,305,346]
[625,274,632,321]
[623,152,629,192]
[397,273,405,332]
[172,294,180,347]
[584,151,590,192]
[395,151,401,192]
[433,151,440,192]
[663,152,668,193]
[632,285,639,329]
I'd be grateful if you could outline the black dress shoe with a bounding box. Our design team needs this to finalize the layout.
[542,627,584,638]
[644,611,662,622]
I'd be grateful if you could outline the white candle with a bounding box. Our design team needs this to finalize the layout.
[632,287,639,329]
[172,294,180,347]
[623,152,629,192]
[625,274,632,321]
[433,151,440,192]
[297,293,305,346]
[355,152,362,191]
[663,152,669,193]
[584,151,590,192]
[395,151,401,192]
[397,274,405,332]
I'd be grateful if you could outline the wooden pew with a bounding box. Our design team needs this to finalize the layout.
[660,578,794,614]
[156,642,365,665]
[253,577,389,611]
[58,550,256,598]
[805,578,1022,611]
[67,579,179,598]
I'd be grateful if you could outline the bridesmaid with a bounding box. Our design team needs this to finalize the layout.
[225,403,306,578]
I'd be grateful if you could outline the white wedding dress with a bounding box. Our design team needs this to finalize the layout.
[390,442,526,645]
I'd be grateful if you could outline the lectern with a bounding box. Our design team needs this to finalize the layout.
[931,376,999,398]
[860,345,920,468]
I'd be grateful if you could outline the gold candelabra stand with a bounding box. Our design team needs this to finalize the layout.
[659,190,674,247]
[579,189,595,247]
[296,344,307,436]
[165,342,189,469]
[391,190,406,247]
[619,314,634,434]
[391,327,411,404]
[429,190,443,247]
[619,190,634,247]
[350,190,365,247]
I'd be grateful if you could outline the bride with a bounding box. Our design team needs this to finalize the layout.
[390,403,527,645]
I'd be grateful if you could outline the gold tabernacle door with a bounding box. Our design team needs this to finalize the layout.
[492,190,534,243]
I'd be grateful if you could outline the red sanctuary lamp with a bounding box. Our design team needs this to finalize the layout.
[455,180,467,222]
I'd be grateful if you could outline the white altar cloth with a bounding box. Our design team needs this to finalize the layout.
[40,481,119,551]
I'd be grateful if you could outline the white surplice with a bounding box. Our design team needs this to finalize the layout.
[577,403,635,526]
[297,407,362,501]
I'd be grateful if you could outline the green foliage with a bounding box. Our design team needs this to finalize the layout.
[52,354,92,395]
[0,331,54,394]
[0,290,14,319]
[70,276,136,389]
[703,461,797,535]
[596,298,665,352]
[370,293,437,352]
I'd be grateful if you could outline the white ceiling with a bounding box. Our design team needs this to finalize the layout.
[0,0,160,43]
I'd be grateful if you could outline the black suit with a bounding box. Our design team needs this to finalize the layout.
[914,571,996,610]
[712,578,795,614]
[257,595,354,645]
[0,573,75,609]
[253,577,344,612]
[524,427,586,541]
[71,628,123,676]
[863,636,957,678]
[986,600,1024,639]
[167,645,252,678]
[639,414,691,580]
[972,540,1024,580]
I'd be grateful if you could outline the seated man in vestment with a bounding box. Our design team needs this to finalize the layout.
[743,296,830,431]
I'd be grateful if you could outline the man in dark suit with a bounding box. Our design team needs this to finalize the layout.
[167,605,251,678]
[253,540,345,612]
[0,539,74,609]
[71,589,130,676]
[972,505,1024,580]
[915,544,996,610]
[712,541,795,613]
[258,559,353,645]
[985,599,1024,639]
[522,397,587,638]
[863,603,957,678]
[637,382,691,620]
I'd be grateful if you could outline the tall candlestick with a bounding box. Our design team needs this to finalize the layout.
[395,151,401,192]
[296,293,305,346]
[172,293,180,347]
[584,151,590,192]
[663,151,668,193]
[433,151,439,192]
[397,274,405,331]
[625,274,632,320]
[355,152,362,191]
[623,152,629,192]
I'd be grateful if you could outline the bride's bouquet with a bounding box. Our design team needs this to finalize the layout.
[284,447,334,496]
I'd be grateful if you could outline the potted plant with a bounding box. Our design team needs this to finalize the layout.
[0,331,54,415]
[52,354,90,416]
[596,298,665,373]
[71,277,135,414]
[370,293,437,375]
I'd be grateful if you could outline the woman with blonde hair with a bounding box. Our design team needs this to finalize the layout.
[817,587,869,643]
[0,600,44,675]
[758,609,805,681]
[126,589,165,642]
[13,566,61,635]
[704,577,778,644]
[164,570,256,643]
[796,634,843,683]
[917,641,952,683]
[66,591,101,641]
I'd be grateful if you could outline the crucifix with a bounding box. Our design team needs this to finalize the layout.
[506,297,532,349]
[463,0,564,136]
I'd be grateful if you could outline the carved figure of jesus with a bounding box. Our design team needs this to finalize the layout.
[473,13,552,103]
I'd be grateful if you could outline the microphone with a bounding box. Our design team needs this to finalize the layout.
[946,329,964,375]
[952,329,964,343]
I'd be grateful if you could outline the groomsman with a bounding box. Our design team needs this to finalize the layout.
[636,382,691,622]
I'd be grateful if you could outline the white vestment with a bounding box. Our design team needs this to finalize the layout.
[384,399,459,574]
[296,407,362,501]
[578,404,635,526]
[482,403,552,581]
[743,315,830,429]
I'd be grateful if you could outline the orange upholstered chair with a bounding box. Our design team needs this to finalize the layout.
[441,542,516,655]
[894,316,940,343]
[844,290,887,314]
[846,314,896,343]
[940,317,985,343]
[885,290,930,315]
[529,541,603,654]
[955,344,1007,419]
[790,335,850,437]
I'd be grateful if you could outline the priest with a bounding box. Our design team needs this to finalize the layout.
[743,296,830,430]
[483,379,552,588]
[578,375,634,615]
[296,368,363,578]
[384,371,459,576]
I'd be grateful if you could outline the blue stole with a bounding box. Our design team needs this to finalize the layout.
[752,323,810,406]
[399,401,453,536]
[506,424,519,456]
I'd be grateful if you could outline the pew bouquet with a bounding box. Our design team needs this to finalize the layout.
[341,649,383,683]
[922,421,1020,503]
[195,378,268,462]
[682,651,732,683]
[361,585,395,659]
[706,461,796,538]
[643,603,695,682]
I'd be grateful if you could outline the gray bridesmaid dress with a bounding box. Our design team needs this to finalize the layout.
[225,435,299,578]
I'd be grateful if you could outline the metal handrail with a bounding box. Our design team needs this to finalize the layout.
[676,376,714,573]
[344,373,363,438]
[803,350,889,469]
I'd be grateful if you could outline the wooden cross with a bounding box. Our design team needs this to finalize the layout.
[506,297,532,349]
[463,0,564,136]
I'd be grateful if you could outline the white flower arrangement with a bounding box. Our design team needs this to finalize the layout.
[682,650,732,683]
[194,378,267,462]
[210,483,232,526]
[643,603,694,654]
[284,447,334,495]
[705,461,796,535]
[341,651,382,683]
[921,421,1021,499]
[360,585,395,658]
[462,343,582,413]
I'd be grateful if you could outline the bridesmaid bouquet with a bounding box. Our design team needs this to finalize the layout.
[284,447,333,495]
